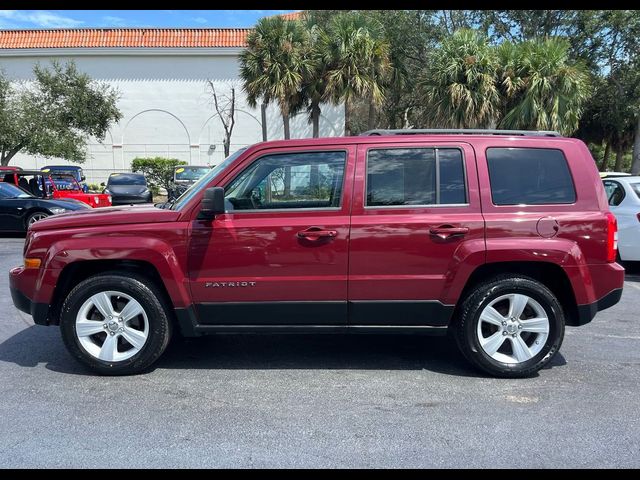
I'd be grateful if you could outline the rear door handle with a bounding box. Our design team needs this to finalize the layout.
[429,225,469,239]
[297,227,338,240]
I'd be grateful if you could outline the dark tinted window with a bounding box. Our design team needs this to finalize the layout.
[486,148,576,205]
[603,180,625,206]
[108,173,147,186]
[631,183,640,200]
[366,148,466,206]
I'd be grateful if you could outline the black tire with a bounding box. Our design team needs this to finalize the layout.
[59,273,172,375]
[453,275,565,378]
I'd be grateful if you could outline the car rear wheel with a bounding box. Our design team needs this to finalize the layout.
[59,273,172,375]
[453,275,564,378]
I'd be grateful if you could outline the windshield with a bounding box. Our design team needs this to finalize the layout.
[51,174,81,191]
[108,173,146,186]
[175,166,210,181]
[0,182,33,199]
[631,183,640,200]
[43,167,82,179]
[170,148,246,211]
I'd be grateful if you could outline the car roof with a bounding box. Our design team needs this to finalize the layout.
[42,165,81,169]
[605,175,640,184]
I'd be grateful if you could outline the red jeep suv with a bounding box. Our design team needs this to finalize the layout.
[9,129,625,377]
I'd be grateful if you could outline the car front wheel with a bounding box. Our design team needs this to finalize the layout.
[59,273,172,375]
[454,275,565,378]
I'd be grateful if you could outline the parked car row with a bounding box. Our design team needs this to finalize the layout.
[0,164,213,231]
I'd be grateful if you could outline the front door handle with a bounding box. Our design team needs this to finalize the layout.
[297,227,338,240]
[429,225,469,239]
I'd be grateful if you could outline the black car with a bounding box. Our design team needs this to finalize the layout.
[102,173,153,205]
[0,182,90,233]
[167,165,211,201]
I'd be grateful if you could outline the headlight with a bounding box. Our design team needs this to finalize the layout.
[49,207,67,215]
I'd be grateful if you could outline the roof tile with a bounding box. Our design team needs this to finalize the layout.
[0,28,251,49]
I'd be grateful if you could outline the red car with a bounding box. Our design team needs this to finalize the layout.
[9,129,624,377]
[2,170,111,208]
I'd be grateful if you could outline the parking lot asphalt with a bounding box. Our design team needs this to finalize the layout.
[1,236,639,468]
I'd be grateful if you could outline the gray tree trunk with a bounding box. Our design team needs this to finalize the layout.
[601,142,611,171]
[261,103,268,142]
[283,113,290,140]
[311,100,321,138]
[368,100,376,130]
[632,115,640,175]
[344,100,351,136]
[614,147,624,172]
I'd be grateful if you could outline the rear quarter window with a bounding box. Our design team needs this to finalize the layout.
[486,147,576,205]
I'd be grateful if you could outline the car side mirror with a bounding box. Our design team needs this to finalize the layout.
[200,186,225,219]
[81,176,86,181]
[100,182,105,187]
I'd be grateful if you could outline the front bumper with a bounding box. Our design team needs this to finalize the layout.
[9,267,51,326]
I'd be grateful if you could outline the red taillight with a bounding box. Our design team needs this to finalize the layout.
[606,212,618,262]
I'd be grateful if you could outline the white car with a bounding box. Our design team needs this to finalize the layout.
[603,176,640,261]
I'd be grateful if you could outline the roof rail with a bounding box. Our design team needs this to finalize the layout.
[360,129,562,137]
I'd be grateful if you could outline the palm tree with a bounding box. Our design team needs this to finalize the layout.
[300,13,325,138]
[419,29,500,129]
[319,12,391,135]
[239,16,312,140]
[497,37,590,135]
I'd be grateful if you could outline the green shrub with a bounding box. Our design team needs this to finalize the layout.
[130,157,188,194]
[87,183,102,192]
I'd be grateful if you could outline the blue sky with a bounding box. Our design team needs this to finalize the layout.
[0,10,298,29]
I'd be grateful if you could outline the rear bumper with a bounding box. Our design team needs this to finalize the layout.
[576,288,624,326]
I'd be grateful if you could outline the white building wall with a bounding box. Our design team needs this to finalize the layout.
[0,49,345,184]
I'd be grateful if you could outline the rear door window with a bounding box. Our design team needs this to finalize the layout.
[486,148,576,205]
[366,147,466,207]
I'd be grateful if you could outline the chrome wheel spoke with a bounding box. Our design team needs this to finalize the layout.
[121,327,147,350]
[98,334,119,362]
[76,320,105,337]
[520,317,549,334]
[119,298,144,322]
[481,331,506,356]
[511,335,534,362]
[91,292,115,320]
[480,306,506,327]
[508,294,529,320]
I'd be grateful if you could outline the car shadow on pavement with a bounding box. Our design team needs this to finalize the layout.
[0,324,566,378]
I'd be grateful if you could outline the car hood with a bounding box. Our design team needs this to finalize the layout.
[30,204,180,231]
[107,185,149,195]
[42,198,92,210]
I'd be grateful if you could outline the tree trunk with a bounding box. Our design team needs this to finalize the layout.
[614,147,624,172]
[261,103,268,142]
[601,141,611,171]
[284,166,291,198]
[632,115,640,175]
[344,100,351,136]
[311,100,321,138]
[223,138,230,158]
[283,113,290,140]
[368,100,376,130]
